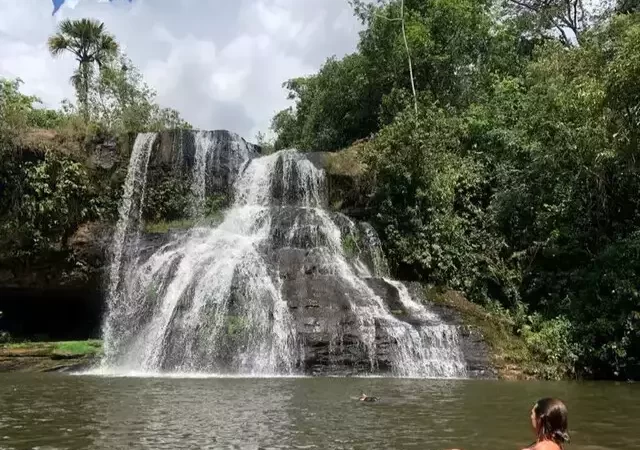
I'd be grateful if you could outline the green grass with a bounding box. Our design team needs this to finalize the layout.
[53,340,102,356]
[0,340,103,358]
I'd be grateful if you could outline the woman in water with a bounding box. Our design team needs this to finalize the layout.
[524,397,570,450]
[446,397,569,450]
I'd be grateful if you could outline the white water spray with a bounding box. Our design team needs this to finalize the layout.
[190,131,216,218]
[102,132,156,361]
[100,138,468,378]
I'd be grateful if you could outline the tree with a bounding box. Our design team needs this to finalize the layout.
[48,19,118,119]
[617,0,640,13]
[272,0,494,152]
[88,55,191,133]
[0,78,35,145]
[272,53,379,151]
[0,78,64,148]
[254,131,275,154]
[505,0,588,46]
[352,0,418,115]
[271,108,298,150]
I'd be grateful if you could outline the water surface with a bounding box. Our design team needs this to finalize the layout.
[0,374,638,449]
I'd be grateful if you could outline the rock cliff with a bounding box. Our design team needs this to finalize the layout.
[0,130,495,378]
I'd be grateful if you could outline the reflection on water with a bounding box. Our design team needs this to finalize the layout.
[0,374,639,450]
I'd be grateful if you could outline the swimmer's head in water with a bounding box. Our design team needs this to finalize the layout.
[531,398,570,444]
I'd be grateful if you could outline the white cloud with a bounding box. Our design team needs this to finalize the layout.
[0,0,362,141]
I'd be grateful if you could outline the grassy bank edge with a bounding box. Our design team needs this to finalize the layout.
[0,340,103,359]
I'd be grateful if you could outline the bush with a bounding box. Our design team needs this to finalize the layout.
[0,150,98,257]
[520,314,577,379]
[361,105,521,306]
[142,175,191,223]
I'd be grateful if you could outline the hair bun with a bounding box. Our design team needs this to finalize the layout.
[553,430,570,443]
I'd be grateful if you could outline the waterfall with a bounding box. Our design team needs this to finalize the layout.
[99,136,467,378]
[102,132,156,362]
[358,222,390,277]
[383,279,467,377]
[189,131,216,218]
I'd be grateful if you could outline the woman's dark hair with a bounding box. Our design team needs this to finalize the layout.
[534,398,570,444]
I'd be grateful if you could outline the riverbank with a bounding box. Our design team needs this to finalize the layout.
[0,340,101,372]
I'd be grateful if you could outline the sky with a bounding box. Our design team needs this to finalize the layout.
[0,0,363,140]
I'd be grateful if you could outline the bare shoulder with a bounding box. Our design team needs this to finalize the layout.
[523,442,561,450]
[522,443,540,450]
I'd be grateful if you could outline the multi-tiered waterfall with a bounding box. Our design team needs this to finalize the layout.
[98,131,468,378]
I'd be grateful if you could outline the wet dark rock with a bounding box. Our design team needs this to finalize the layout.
[266,208,332,250]
[1,131,497,379]
[404,282,497,378]
[269,154,328,207]
[365,278,406,315]
[265,237,495,378]
[146,129,261,197]
[305,151,373,213]
[68,222,112,271]
[88,140,118,170]
[0,270,15,284]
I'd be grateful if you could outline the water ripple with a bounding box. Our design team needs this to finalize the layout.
[0,375,638,450]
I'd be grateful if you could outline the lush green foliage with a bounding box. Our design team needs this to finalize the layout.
[142,175,192,223]
[0,151,98,257]
[272,0,640,379]
[1,21,191,267]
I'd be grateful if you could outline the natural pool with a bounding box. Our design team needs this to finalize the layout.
[1,374,638,449]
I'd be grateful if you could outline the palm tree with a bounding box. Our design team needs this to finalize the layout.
[48,19,119,119]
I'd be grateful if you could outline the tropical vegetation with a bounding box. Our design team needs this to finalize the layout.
[0,19,190,265]
[271,0,640,380]
[1,3,639,380]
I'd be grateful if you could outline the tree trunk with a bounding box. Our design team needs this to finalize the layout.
[401,0,418,116]
[78,62,91,121]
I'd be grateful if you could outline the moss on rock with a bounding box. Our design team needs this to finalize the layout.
[0,340,102,372]
[423,287,541,380]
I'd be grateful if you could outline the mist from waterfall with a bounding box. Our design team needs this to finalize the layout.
[98,131,467,378]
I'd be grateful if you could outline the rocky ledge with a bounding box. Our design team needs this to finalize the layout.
[0,355,97,373]
[0,341,101,373]
[1,130,499,378]
[280,270,495,378]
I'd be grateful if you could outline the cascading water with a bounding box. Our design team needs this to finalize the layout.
[99,133,467,378]
[102,132,156,362]
[189,131,216,218]
[383,279,467,377]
